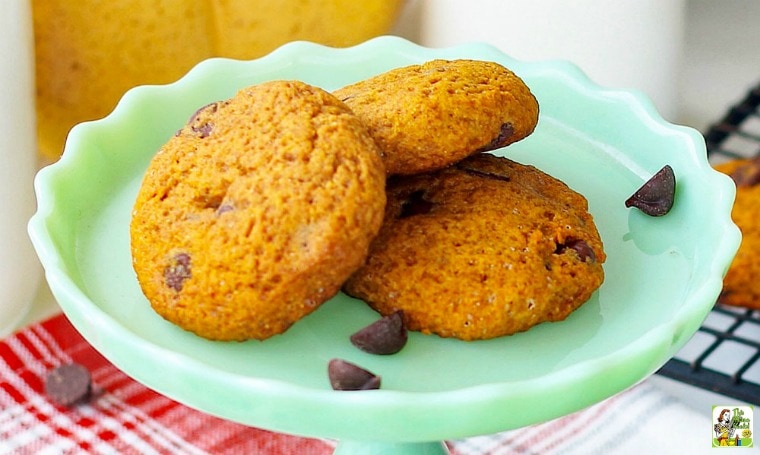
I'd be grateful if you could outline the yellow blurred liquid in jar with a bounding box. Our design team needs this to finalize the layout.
[33,0,404,160]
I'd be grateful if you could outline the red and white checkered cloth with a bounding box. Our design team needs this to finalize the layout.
[1,314,710,454]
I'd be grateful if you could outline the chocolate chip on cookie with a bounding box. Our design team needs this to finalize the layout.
[728,155,760,187]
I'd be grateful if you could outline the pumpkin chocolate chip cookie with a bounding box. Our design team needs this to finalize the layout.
[343,153,606,341]
[714,156,760,310]
[130,80,387,341]
[334,59,539,175]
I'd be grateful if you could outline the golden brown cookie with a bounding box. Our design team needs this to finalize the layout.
[130,80,387,341]
[714,156,760,310]
[333,59,539,176]
[343,153,606,341]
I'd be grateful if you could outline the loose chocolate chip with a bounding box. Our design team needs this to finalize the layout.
[555,239,596,263]
[350,311,408,355]
[477,122,515,152]
[328,359,381,391]
[165,252,191,292]
[399,190,434,218]
[44,363,92,407]
[625,165,675,216]
[729,156,760,188]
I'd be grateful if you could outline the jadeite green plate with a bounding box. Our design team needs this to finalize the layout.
[29,36,740,447]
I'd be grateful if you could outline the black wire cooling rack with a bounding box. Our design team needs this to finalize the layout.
[656,82,760,405]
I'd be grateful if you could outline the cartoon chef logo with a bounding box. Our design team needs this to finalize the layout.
[713,405,753,448]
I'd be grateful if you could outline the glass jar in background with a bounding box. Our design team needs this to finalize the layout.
[415,0,686,122]
[32,0,404,160]
[1,0,41,336]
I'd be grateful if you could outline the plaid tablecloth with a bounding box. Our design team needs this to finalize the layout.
[0,314,713,454]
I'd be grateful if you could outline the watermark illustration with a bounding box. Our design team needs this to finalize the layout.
[713,405,753,448]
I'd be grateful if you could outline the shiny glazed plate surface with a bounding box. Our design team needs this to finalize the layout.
[29,36,740,442]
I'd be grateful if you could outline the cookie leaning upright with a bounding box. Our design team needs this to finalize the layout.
[333,59,539,175]
[343,153,606,341]
[714,156,760,310]
[130,80,386,341]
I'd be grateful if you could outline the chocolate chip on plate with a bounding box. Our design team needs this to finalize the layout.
[625,165,675,216]
[44,363,92,406]
[328,359,381,391]
[350,311,408,355]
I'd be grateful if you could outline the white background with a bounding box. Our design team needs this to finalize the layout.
[393,0,760,133]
